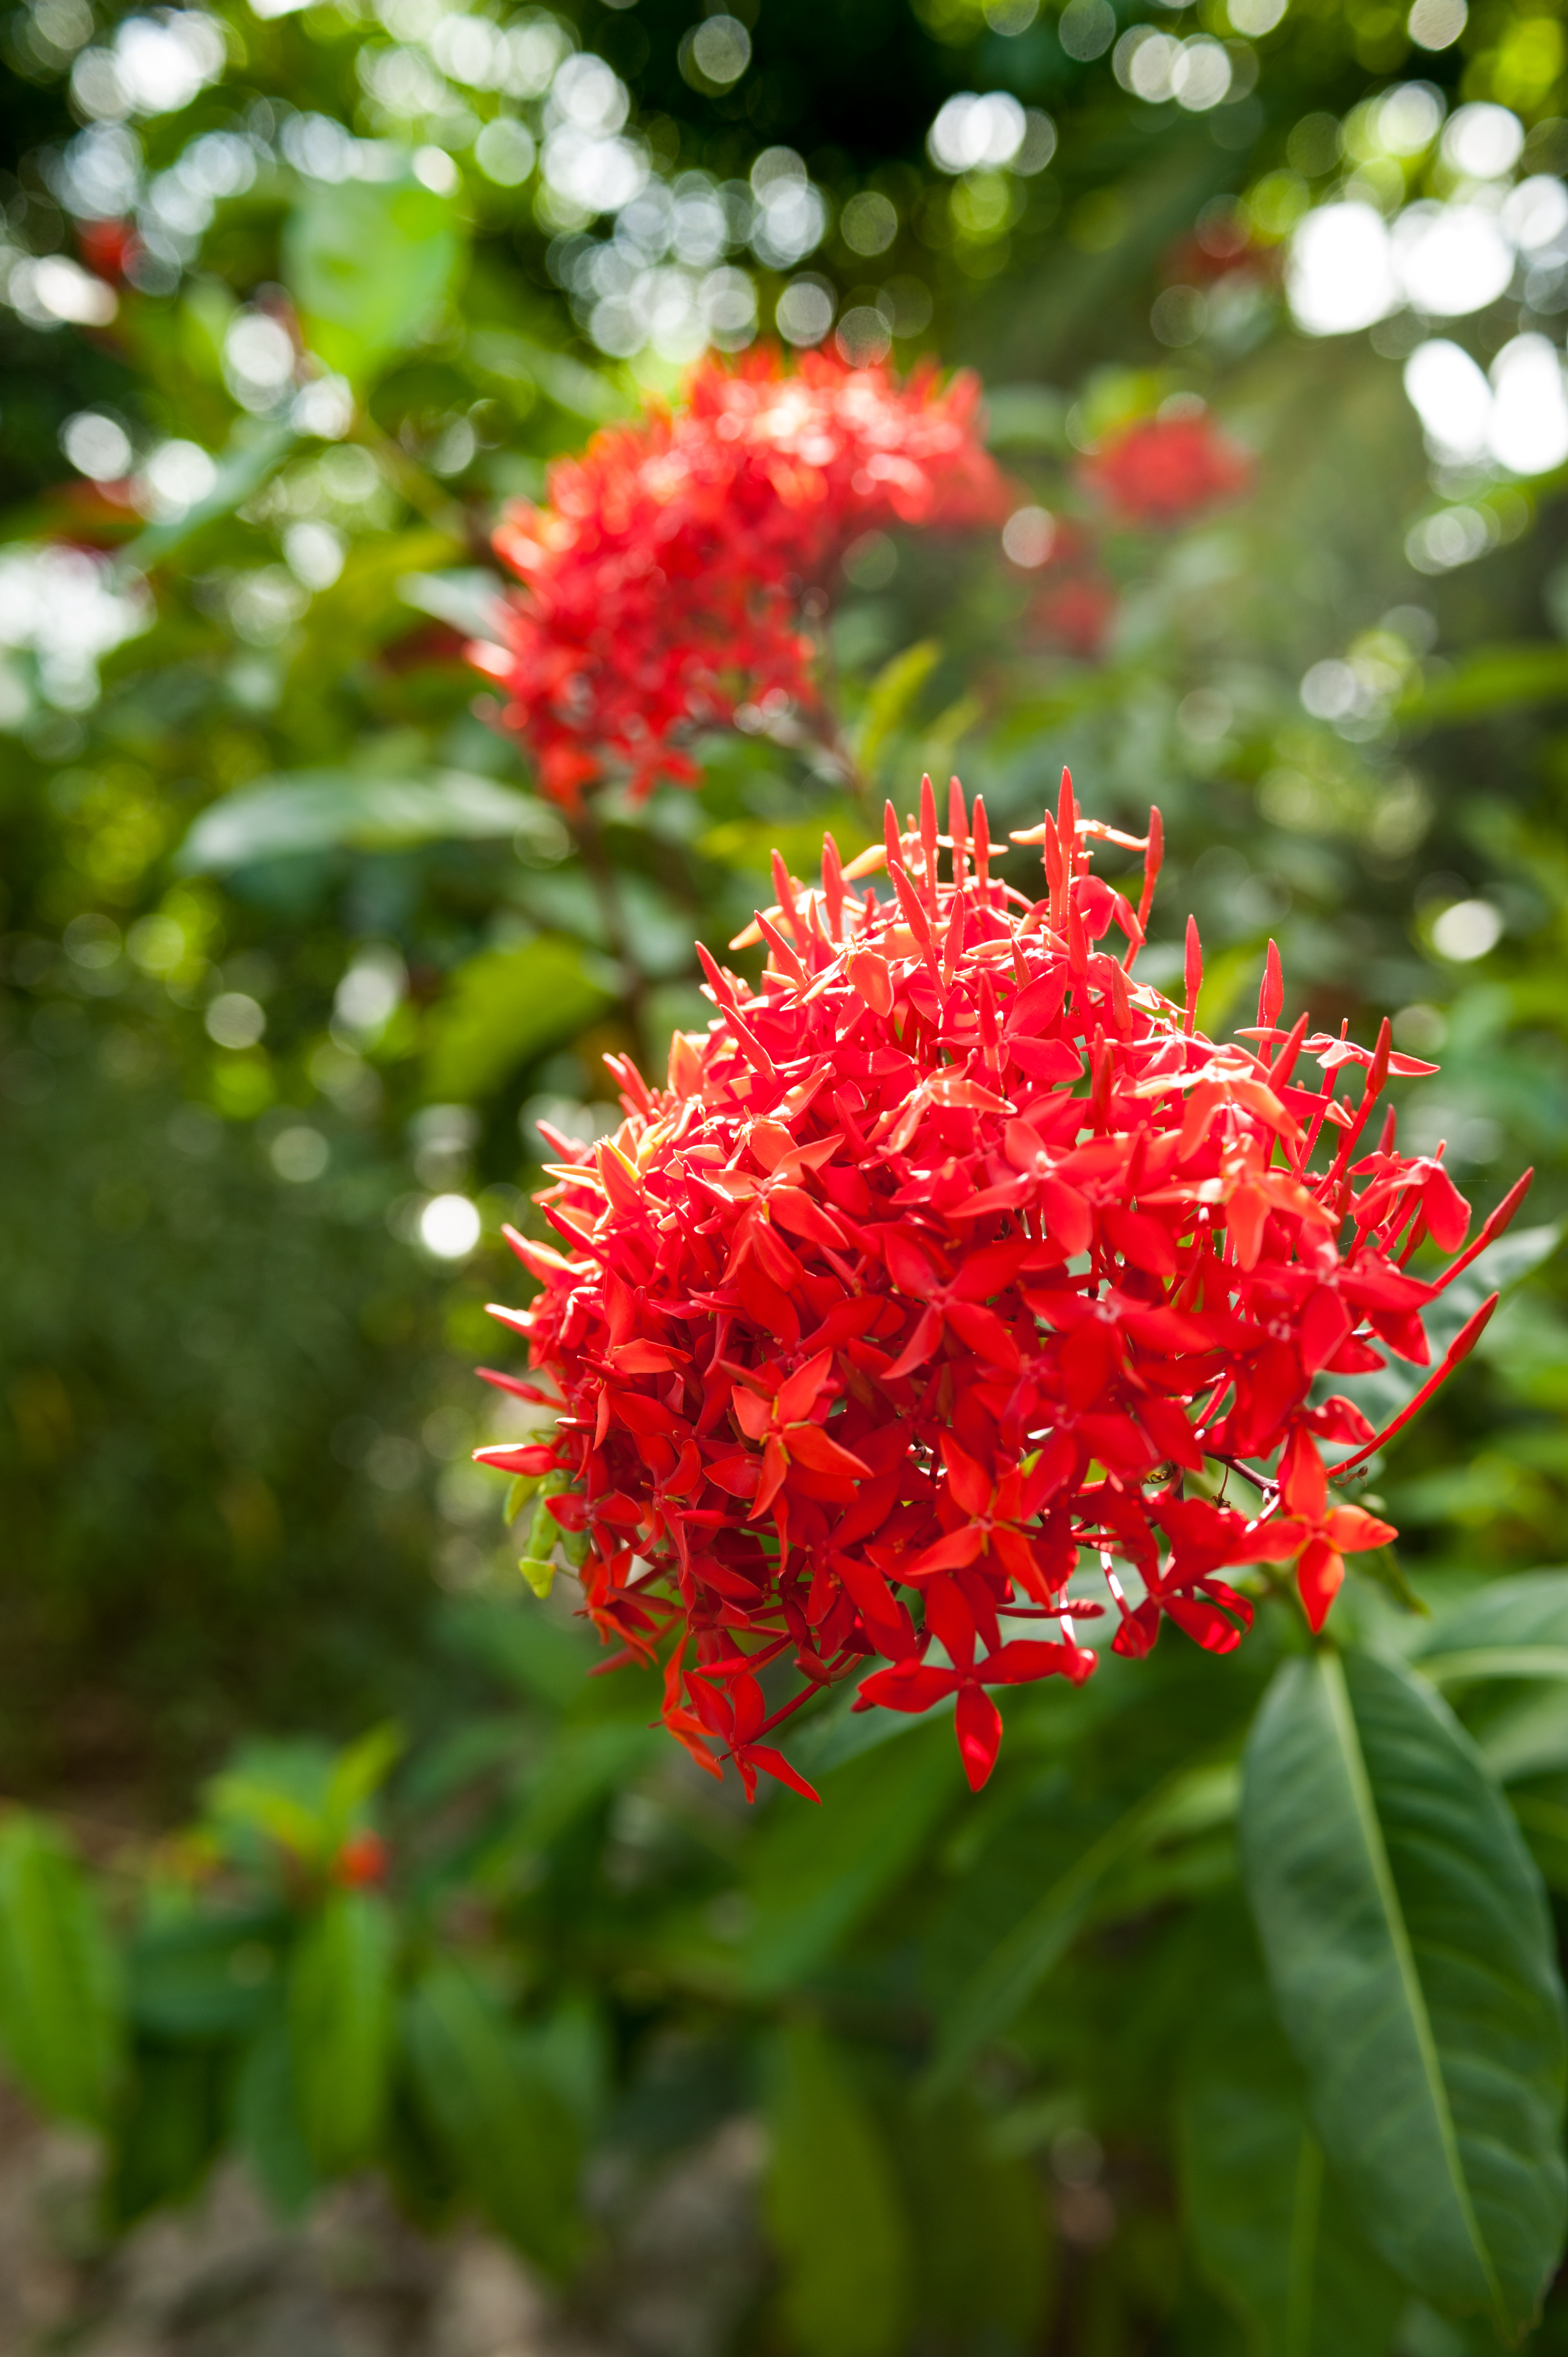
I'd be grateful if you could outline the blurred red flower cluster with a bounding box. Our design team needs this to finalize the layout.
[1020,408,1252,658]
[472,349,1009,807]
[1083,411,1254,529]
[479,772,1519,1798]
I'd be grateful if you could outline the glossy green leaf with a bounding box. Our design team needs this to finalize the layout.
[764,2024,911,2357]
[282,176,463,383]
[290,1890,395,2174]
[0,1813,122,2128]
[1179,1937,1405,2356]
[401,1959,579,2276]
[422,934,618,1102]
[177,769,562,872]
[1241,1647,1567,2337]
[741,1720,958,1997]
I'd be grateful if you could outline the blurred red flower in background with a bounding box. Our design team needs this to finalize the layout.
[471,347,1010,807]
[1026,572,1119,660]
[76,219,141,283]
[1082,409,1252,528]
[479,771,1521,1799]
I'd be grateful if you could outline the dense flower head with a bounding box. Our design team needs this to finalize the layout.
[470,348,1010,807]
[478,772,1524,1799]
[1082,409,1252,529]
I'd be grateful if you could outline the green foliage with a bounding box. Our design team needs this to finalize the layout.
[402,1958,581,2277]
[0,1814,121,2127]
[1242,1650,1568,2338]
[7,0,1568,2342]
[1179,1928,1407,2357]
[282,177,466,385]
[739,1725,958,1998]
[764,2024,912,2357]
[177,769,552,870]
[422,936,620,1101]
[290,1891,396,2173]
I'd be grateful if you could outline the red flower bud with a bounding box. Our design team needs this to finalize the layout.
[334,1831,388,1889]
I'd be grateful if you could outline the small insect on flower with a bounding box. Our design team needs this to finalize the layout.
[470,347,1012,808]
[479,770,1526,1799]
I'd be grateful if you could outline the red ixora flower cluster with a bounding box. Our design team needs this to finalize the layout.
[477,773,1525,1799]
[1081,409,1252,531]
[1020,409,1251,659]
[470,348,1009,808]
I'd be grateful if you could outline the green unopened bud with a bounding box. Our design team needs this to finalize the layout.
[504,1473,543,1527]
[518,1556,556,1598]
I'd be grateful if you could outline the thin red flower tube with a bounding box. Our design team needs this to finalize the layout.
[468,347,1011,807]
[480,770,1524,1798]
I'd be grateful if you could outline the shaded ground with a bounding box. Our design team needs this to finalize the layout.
[0,2089,768,2357]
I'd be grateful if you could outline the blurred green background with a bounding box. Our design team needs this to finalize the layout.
[6,0,1568,2346]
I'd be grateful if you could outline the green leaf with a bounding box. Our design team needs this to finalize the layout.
[1412,1571,1568,1681]
[438,1593,599,1712]
[929,1759,1237,2089]
[1401,643,1568,728]
[282,176,463,384]
[127,1908,280,2040]
[740,1722,958,1998]
[498,1720,659,1864]
[1412,1572,1568,1788]
[422,935,618,1103]
[852,638,940,782]
[466,326,630,423]
[232,2011,317,2220]
[1240,1646,1568,2337]
[1179,1923,1406,2356]
[983,383,1070,450]
[323,1721,404,1845]
[764,2024,912,2357]
[176,769,563,872]
[1196,938,1266,1039]
[290,1890,395,2175]
[401,1959,580,2276]
[108,2043,224,2224]
[116,419,296,571]
[0,1812,122,2128]
[206,1773,328,1866]
[898,2093,1051,2344]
